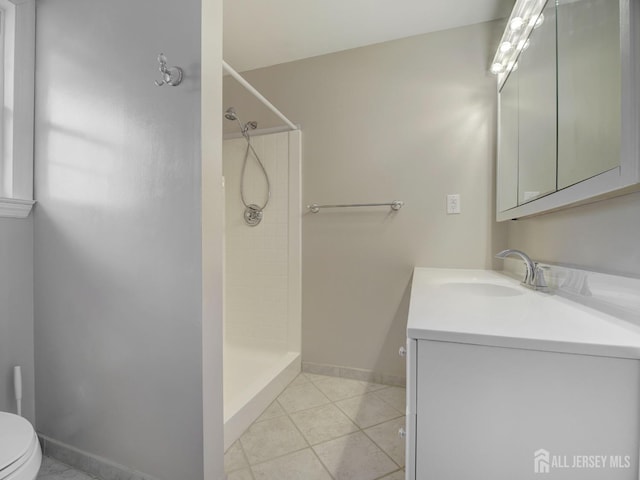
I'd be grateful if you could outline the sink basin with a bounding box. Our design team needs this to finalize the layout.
[439,282,524,297]
[409,268,640,360]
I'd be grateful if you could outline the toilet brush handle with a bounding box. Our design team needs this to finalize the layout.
[14,366,22,416]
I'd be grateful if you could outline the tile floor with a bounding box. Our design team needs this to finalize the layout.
[37,456,99,480]
[225,372,406,480]
[37,372,406,480]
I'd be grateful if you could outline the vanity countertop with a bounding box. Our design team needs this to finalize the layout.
[408,268,640,359]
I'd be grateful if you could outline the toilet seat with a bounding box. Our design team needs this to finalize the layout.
[0,413,41,480]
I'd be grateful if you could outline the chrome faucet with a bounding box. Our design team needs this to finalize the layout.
[495,249,548,291]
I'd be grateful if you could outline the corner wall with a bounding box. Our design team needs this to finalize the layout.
[223,21,508,379]
[0,217,34,423]
[33,1,207,478]
[507,192,640,276]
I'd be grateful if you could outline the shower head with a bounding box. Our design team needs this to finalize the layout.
[225,107,258,137]
[224,107,238,121]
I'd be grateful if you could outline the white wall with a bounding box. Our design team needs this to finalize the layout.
[0,217,34,423]
[33,1,215,479]
[202,0,225,477]
[507,191,640,276]
[224,21,508,379]
[224,133,291,349]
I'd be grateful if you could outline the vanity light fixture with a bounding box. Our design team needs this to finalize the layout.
[517,38,531,52]
[500,41,513,53]
[531,12,545,28]
[490,0,548,88]
[490,62,505,74]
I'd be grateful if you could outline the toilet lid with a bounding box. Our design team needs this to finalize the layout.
[0,412,34,472]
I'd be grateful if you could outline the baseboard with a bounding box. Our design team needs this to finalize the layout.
[39,435,160,480]
[302,362,405,387]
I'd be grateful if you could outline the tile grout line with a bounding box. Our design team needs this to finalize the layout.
[297,373,407,440]
[360,426,404,470]
[283,401,337,480]
[306,379,405,477]
[243,391,320,472]
[288,407,359,439]
[328,390,404,474]
[266,397,403,431]
[308,444,338,480]
[370,388,406,415]
[374,469,405,480]
[247,445,309,471]
[235,437,255,479]
[332,396,405,430]
[236,372,406,479]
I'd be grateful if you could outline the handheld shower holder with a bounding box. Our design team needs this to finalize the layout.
[244,204,264,226]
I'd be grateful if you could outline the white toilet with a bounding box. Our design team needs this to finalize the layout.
[0,412,42,480]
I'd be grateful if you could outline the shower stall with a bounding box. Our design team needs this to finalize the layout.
[222,63,301,449]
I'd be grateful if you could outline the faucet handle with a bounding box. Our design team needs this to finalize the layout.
[532,263,549,289]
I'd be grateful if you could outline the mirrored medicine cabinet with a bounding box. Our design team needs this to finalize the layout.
[496,0,639,221]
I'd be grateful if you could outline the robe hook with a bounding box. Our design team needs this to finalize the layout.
[155,53,183,87]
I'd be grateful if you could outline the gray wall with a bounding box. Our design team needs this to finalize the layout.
[224,21,508,379]
[0,217,34,423]
[508,192,640,276]
[34,1,205,479]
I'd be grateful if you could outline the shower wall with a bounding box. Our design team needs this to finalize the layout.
[223,130,301,448]
[223,132,300,351]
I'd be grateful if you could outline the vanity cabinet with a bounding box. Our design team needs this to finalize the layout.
[496,0,639,221]
[405,339,639,479]
[405,268,640,479]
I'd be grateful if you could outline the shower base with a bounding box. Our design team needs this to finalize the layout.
[223,341,300,450]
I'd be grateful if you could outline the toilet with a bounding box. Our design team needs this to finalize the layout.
[0,412,41,480]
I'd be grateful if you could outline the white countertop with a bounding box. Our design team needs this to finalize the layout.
[407,268,640,359]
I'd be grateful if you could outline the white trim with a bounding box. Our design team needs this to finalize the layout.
[222,60,298,131]
[0,0,34,212]
[0,196,34,217]
[287,130,302,354]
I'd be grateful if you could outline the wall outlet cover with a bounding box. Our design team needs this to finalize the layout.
[447,194,461,214]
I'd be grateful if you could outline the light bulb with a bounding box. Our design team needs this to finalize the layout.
[490,63,505,74]
[500,41,513,53]
[517,38,530,51]
[530,12,544,29]
[510,17,525,31]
